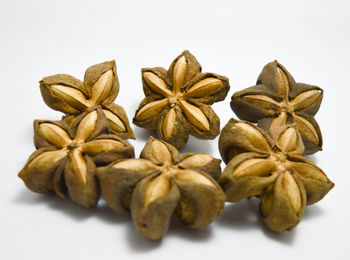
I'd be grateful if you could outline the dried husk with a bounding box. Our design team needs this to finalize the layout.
[286,155,334,204]
[186,102,220,140]
[83,60,119,104]
[258,112,323,155]
[64,156,99,207]
[218,118,334,232]
[219,153,277,202]
[140,136,179,164]
[102,103,134,139]
[131,175,181,240]
[185,72,230,105]
[97,159,159,215]
[260,172,307,232]
[133,50,230,148]
[174,171,225,228]
[40,74,86,114]
[18,109,134,208]
[39,60,134,138]
[177,153,222,180]
[141,67,171,97]
[18,147,66,193]
[97,137,225,239]
[230,60,323,154]
[219,118,273,164]
[157,106,190,149]
[292,83,323,115]
[231,85,282,121]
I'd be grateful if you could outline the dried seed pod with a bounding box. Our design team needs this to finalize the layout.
[218,119,334,232]
[260,171,307,231]
[18,110,134,208]
[40,61,134,139]
[133,50,230,148]
[230,61,323,154]
[97,137,225,240]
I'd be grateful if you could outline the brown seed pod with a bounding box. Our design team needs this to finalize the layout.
[230,61,323,154]
[97,137,225,240]
[18,109,135,208]
[218,119,334,232]
[40,61,134,139]
[133,50,230,148]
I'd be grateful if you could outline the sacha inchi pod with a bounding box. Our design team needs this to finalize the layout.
[230,61,323,154]
[133,50,230,148]
[218,118,334,232]
[40,60,134,139]
[97,136,225,240]
[18,110,134,207]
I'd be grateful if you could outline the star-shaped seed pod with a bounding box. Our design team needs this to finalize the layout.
[97,137,225,240]
[218,119,334,232]
[40,61,134,139]
[133,50,230,148]
[230,60,323,154]
[18,110,134,208]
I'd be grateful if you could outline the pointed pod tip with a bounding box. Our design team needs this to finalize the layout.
[110,60,116,69]
[148,136,156,142]
[18,170,25,179]
[265,60,279,68]
[228,117,238,124]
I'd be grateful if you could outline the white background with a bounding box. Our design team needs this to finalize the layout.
[1,0,349,259]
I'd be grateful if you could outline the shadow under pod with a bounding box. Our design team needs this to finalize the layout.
[166,215,213,242]
[217,198,261,230]
[125,224,162,252]
[261,226,297,245]
[15,188,324,248]
[13,188,129,224]
[125,214,214,252]
[14,188,213,252]
[217,198,297,245]
[302,204,324,220]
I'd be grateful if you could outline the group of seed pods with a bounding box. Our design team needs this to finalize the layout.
[18,50,334,240]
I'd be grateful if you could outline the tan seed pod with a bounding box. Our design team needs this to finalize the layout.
[260,171,307,232]
[231,60,323,154]
[218,118,334,232]
[18,109,134,208]
[133,50,230,148]
[40,61,134,138]
[97,137,224,240]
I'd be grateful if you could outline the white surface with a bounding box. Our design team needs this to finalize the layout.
[1,0,349,259]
